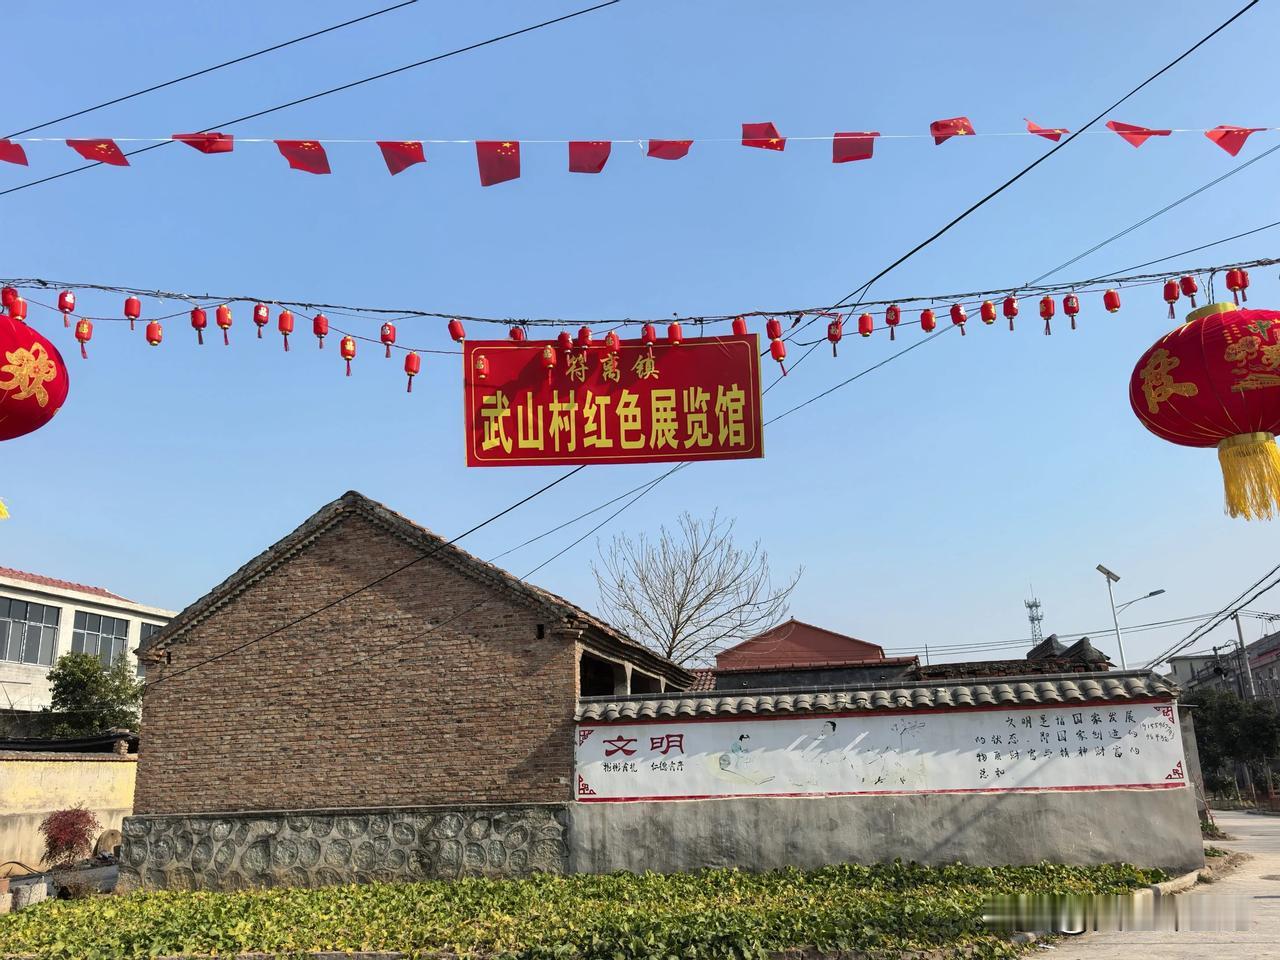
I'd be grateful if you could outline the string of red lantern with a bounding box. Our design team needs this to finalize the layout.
[0,119,1272,184]
[0,257,1272,386]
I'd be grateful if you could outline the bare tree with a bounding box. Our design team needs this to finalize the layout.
[592,511,801,666]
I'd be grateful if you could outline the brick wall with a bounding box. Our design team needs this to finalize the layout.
[134,514,577,815]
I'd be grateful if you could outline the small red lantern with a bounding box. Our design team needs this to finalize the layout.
[557,330,573,352]
[124,296,141,331]
[508,325,526,342]
[58,291,75,328]
[1179,275,1199,309]
[577,325,593,349]
[1,287,16,310]
[541,344,557,383]
[1039,295,1055,336]
[1227,267,1250,304]
[8,298,26,322]
[765,317,782,341]
[474,353,490,381]
[74,318,93,359]
[339,335,356,376]
[1131,302,1280,519]
[215,304,232,346]
[949,303,967,336]
[313,313,328,349]
[1063,293,1080,330]
[641,323,657,346]
[404,350,421,392]
[1103,288,1122,313]
[667,321,683,345]
[380,321,397,358]
[920,308,936,333]
[604,330,621,353]
[448,318,465,342]
[732,315,748,336]
[1003,295,1019,331]
[278,309,294,352]
[0,313,70,441]
[885,304,901,340]
[1162,279,1180,319]
[190,306,207,345]
[145,320,163,346]
[770,336,787,375]
[858,312,874,338]
[980,300,996,325]
[253,303,269,338]
[827,316,843,355]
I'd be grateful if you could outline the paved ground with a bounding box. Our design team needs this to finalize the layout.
[1061,809,1280,958]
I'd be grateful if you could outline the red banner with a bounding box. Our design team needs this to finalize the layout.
[464,334,763,466]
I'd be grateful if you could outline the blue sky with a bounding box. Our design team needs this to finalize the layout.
[3,0,1278,668]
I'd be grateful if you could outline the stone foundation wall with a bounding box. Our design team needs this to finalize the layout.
[118,804,567,891]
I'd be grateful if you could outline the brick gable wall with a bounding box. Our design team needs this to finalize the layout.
[134,514,577,815]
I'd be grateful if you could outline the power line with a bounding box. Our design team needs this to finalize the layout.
[1085,217,1280,281]
[0,0,624,200]
[3,1,420,140]
[143,465,585,689]
[1144,562,1280,668]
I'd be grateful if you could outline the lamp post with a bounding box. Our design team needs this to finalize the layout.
[1096,565,1128,669]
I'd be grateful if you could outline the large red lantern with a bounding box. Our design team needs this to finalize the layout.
[0,314,70,440]
[74,319,93,359]
[253,303,269,338]
[339,335,356,376]
[58,290,75,328]
[404,350,421,392]
[380,321,397,357]
[885,304,901,340]
[1131,302,1280,520]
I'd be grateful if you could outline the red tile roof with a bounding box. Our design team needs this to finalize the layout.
[0,566,129,602]
[688,668,716,692]
[716,619,887,671]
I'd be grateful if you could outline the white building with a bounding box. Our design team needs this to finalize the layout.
[0,566,175,713]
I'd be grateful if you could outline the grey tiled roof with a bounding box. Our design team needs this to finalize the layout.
[576,670,1176,722]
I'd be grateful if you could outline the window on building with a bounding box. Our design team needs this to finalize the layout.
[72,612,130,667]
[136,622,162,677]
[0,597,61,665]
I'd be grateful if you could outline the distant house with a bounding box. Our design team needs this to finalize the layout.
[0,566,175,714]
[705,619,918,690]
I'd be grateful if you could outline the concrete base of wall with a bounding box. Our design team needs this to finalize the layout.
[567,788,1205,876]
[118,804,568,892]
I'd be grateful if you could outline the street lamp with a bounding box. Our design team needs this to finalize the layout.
[1115,589,1166,614]
[1096,565,1127,670]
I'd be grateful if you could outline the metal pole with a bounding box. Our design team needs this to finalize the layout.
[1105,577,1127,669]
[1235,613,1256,698]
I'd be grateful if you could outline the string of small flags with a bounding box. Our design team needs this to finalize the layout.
[0,119,1270,184]
[0,259,1268,390]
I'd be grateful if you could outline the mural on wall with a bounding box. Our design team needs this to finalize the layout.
[575,702,1188,802]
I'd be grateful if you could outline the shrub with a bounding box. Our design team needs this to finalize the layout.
[38,807,101,870]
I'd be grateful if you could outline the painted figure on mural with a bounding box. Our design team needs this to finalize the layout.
[711,732,774,786]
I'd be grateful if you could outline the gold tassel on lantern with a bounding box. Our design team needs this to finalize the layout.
[1219,432,1280,520]
[0,498,8,520]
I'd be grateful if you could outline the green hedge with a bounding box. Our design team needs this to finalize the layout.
[0,862,1164,960]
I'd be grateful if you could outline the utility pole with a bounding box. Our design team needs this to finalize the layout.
[1096,565,1127,669]
[1234,613,1256,699]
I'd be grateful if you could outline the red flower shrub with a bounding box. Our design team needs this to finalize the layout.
[38,807,100,869]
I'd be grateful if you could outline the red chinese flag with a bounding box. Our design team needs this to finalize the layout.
[742,122,785,151]
[172,132,235,154]
[1205,125,1263,157]
[832,131,879,163]
[1105,120,1171,148]
[1024,118,1068,142]
[647,139,693,160]
[568,140,611,173]
[0,139,28,166]
[476,140,520,186]
[66,139,129,165]
[275,140,331,174]
[378,140,426,175]
[929,116,975,144]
